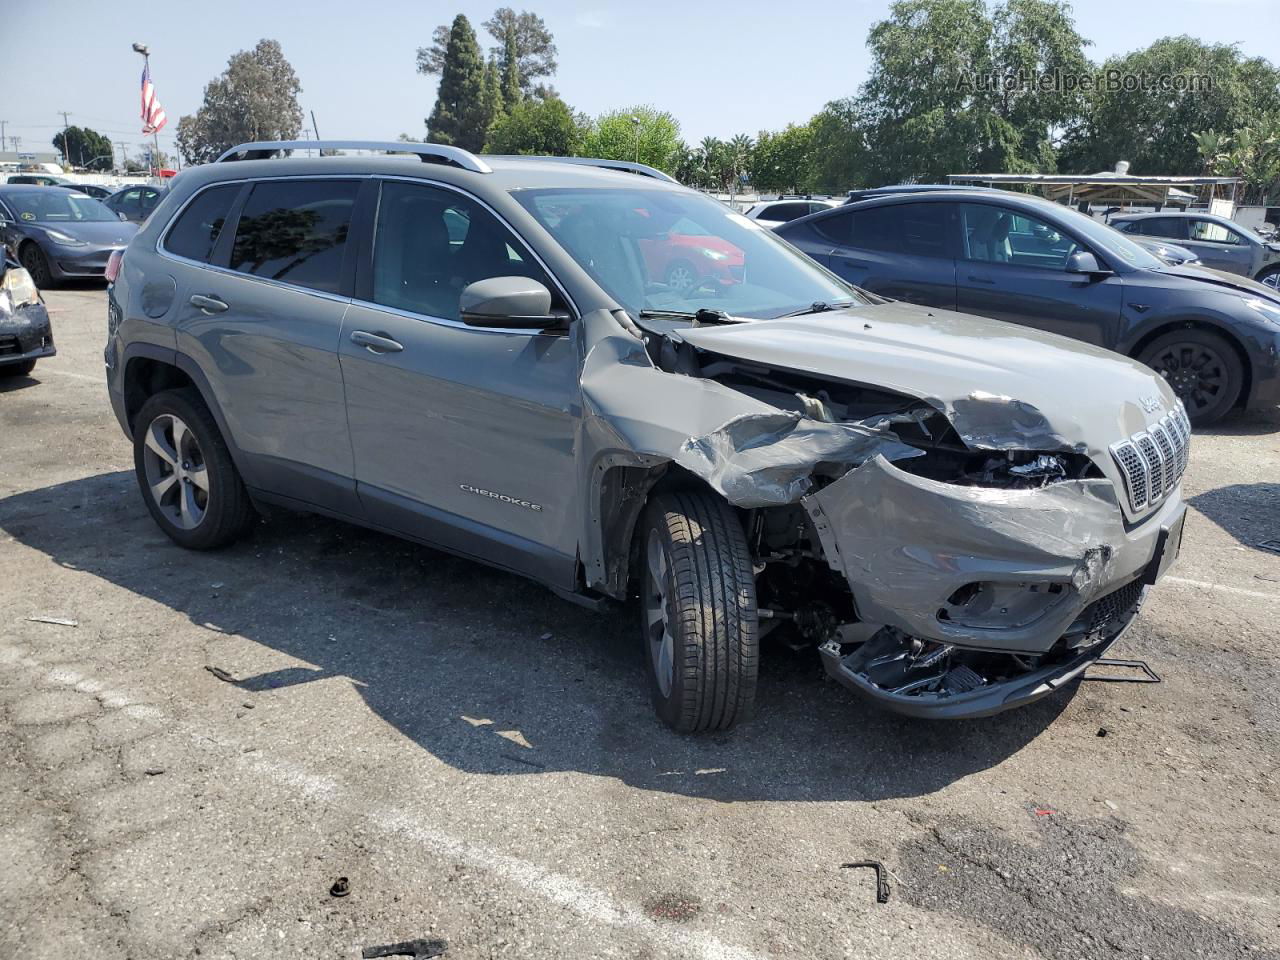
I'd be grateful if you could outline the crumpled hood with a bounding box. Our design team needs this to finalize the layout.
[1152,263,1280,304]
[677,300,1178,456]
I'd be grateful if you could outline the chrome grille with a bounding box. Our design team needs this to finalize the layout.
[1109,406,1191,514]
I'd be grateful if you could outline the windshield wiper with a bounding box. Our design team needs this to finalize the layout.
[774,299,855,319]
[638,308,733,325]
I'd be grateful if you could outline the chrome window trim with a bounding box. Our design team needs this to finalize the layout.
[154,172,581,330]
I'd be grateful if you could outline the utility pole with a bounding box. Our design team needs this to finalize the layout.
[0,121,6,156]
[117,141,130,171]
[59,111,72,168]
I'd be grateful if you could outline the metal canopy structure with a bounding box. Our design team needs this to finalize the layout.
[946,171,1241,209]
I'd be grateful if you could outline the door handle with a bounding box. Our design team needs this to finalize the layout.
[966,275,996,284]
[350,330,404,354]
[189,294,228,313]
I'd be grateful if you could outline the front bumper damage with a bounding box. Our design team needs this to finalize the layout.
[0,300,56,367]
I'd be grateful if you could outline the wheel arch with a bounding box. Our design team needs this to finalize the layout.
[1124,318,1252,411]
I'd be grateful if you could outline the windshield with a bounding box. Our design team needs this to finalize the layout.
[2,189,119,224]
[1048,203,1163,270]
[512,187,861,319]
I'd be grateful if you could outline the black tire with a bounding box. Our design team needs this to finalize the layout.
[1137,328,1243,426]
[19,243,52,289]
[639,491,758,732]
[1256,265,1280,292]
[132,388,253,549]
[0,358,36,377]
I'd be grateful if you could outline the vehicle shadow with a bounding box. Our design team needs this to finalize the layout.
[1188,483,1280,553]
[0,471,1077,803]
[1197,405,1280,437]
[0,372,40,392]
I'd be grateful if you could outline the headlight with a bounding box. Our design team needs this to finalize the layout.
[700,248,730,261]
[2,267,40,306]
[43,228,87,247]
[1243,297,1280,325]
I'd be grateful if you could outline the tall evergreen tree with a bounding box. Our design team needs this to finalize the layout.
[500,26,523,110]
[426,15,488,152]
[480,57,505,146]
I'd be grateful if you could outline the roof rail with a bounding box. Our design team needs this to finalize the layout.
[491,155,677,184]
[215,140,492,174]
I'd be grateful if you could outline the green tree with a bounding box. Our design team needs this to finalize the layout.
[52,126,113,171]
[1061,37,1280,175]
[481,57,505,141]
[486,97,588,155]
[175,39,303,165]
[809,99,871,193]
[750,124,816,194]
[418,8,557,98]
[1196,118,1280,205]
[582,107,682,172]
[499,26,523,110]
[426,15,489,152]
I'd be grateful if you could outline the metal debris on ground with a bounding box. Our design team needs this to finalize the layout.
[1258,539,1280,555]
[1083,658,1161,683]
[25,616,78,627]
[1097,727,1109,737]
[361,939,447,959]
[204,665,238,684]
[144,768,164,776]
[329,876,351,898]
[841,860,891,904]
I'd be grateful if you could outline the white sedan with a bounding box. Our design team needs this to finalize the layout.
[743,197,842,229]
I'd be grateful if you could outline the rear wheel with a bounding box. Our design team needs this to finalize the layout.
[1137,328,1242,426]
[640,491,758,732]
[664,260,698,296]
[19,243,52,288]
[133,388,254,549]
[0,358,36,377]
[1256,265,1280,291]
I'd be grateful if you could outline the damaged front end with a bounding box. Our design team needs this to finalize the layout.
[579,306,1186,719]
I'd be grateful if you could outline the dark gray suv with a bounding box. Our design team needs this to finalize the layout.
[106,141,1189,731]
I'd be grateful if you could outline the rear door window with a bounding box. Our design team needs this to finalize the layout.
[229,179,359,293]
[163,185,240,263]
[762,202,810,222]
[1136,217,1189,240]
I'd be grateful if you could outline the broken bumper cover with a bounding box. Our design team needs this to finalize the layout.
[804,456,1185,654]
[817,619,1131,720]
[0,301,56,366]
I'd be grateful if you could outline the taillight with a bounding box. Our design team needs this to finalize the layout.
[105,249,124,284]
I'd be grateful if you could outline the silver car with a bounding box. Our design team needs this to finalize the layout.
[1112,211,1280,287]
[0,186,137,286]
[106,140,1189,730]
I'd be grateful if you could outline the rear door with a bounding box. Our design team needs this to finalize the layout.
[338,179,580,588]
[954,202,1123,346]
[166,177,360,514]
[823,201,958,309]
[1185,218,1253,275]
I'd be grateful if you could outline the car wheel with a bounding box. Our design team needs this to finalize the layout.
[0,358,36,377]
[133,388,254,549]
[1256,266,1280,290]
[19,243,52,288]
[1137,328,1243,426]
[664,261,699,296]
[640,491,758,732]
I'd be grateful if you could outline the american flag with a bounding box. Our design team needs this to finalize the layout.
[140,62,167,134]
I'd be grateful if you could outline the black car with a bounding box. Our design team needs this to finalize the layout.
[103,185,167,223]
[68,183,116,200]
[777,190,1280,424]
[0,255,55,377]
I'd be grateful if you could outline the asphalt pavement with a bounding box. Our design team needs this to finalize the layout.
[2,285,1278,959]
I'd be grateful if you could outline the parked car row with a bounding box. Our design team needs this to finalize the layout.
[773,189,1280,424]
[0,185,138,286]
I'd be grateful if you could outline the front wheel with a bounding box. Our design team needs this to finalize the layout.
[640,491,758,732]
[133,388,254,549]
[0,358,36,377]
[19,243,52,288]
[1256,266,1280,291]
[1137,328,1242,426]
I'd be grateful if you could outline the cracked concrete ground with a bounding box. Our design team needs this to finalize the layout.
[1,285,1278,960]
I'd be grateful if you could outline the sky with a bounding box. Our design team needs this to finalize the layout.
[2,0,1278,167]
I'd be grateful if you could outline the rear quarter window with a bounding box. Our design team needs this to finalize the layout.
[163,185,241,263]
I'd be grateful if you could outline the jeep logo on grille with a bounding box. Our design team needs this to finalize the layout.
[1139,394,1164,414]
[460,483,543,512]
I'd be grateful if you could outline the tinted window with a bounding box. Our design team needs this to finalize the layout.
[1133,217,1188,240]
[113,189,142,217]
[164,185,240,263]
[230,179,358,293]
[763,202,811,222]
[961,204,1077,269]
[372,181,552,321]
[897,203,951,257]
[812,209,854,245]
[829,203,947,255]
[1190,219,1242,244]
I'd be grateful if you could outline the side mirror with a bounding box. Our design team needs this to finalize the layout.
[459,276,565,330]
[1066,250,1108,275]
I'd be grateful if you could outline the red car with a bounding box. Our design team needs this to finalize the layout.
[639,216,744,294]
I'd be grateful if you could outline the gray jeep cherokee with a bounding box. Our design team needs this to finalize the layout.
[105,140,1189,731]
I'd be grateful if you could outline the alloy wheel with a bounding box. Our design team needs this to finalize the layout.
[1262,272,1280,290]
[141,413,209,530]
[1147,341,1229,417]
[666,264,696,295]
[644,531,675,698]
